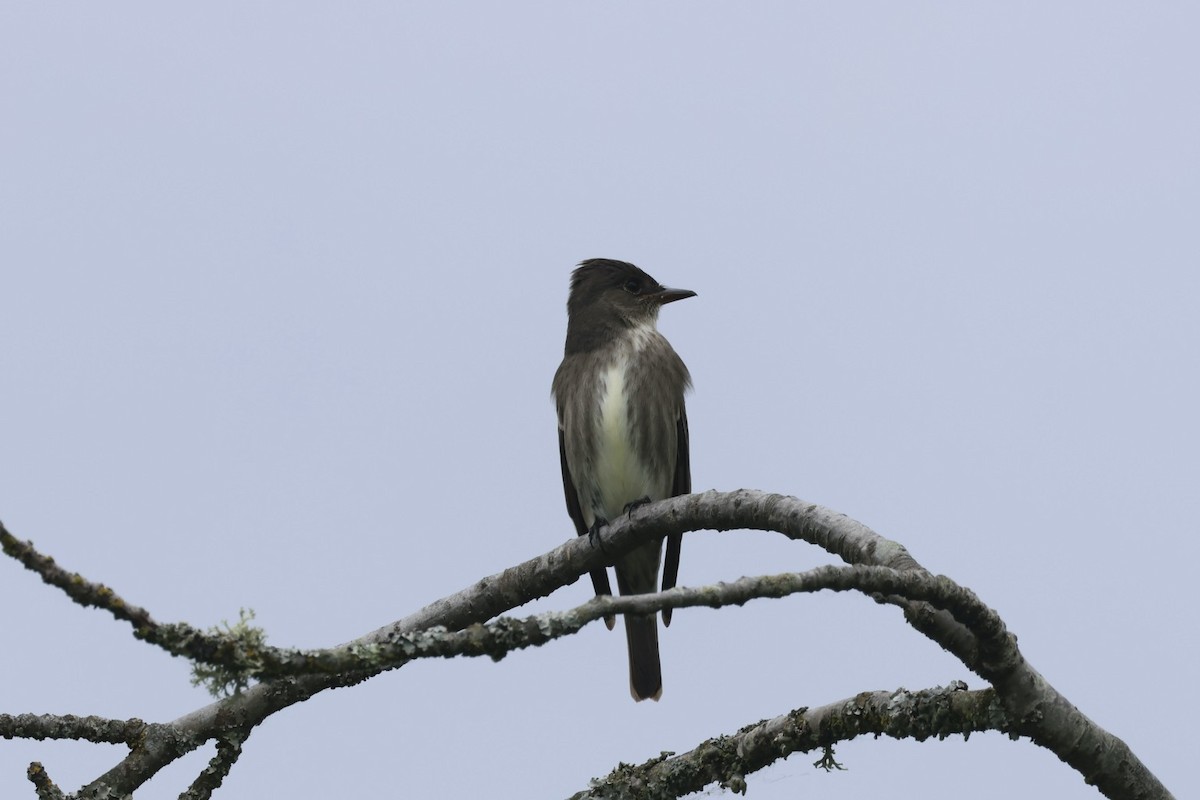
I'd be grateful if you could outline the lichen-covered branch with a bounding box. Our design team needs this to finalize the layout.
[179,731,250,800]
[0,491,1175,799]
[25,763,64,800]
[2,520,157,631]
[184,564,1011,680]
[0,713,146,745]
[0,520,276,676]
[569,683,1006,799]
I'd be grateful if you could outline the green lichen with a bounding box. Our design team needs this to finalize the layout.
[189,608,266,698]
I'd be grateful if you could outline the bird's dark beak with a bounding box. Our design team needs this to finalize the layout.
[653,286,697,305]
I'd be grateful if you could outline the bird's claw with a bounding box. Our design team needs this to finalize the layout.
[588,518,610,554]
[623,496,652,517]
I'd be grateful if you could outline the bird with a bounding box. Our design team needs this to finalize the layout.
[551,258,694,701]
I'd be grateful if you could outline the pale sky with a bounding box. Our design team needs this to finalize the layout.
[1,4,1195,799]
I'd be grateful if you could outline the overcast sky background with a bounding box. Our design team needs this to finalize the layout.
[1,4,1195,799]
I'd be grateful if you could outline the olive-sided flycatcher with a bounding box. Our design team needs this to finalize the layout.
[552,258,694,701]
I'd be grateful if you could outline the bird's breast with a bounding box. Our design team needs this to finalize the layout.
[589,354,659,525]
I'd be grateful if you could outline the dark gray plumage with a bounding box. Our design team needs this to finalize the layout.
[552,258,693,701]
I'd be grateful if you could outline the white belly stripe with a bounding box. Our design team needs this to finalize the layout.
[592,353,655,524]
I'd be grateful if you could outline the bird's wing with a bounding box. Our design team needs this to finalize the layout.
[559,426,616,619]
[661,402,690,626]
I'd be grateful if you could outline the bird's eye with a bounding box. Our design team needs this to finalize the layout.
[623,279,641,295]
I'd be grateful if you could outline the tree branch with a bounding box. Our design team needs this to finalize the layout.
[0,521,269,676]
[180,731,250,800]
[25,763,64,800]
[0,714,146,746]
[0,491,1174,799]
[569,683,1006,799]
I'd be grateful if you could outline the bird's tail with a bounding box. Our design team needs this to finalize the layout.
[624,613,662,701]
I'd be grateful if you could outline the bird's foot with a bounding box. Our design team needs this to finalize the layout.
[623,496,652,518]
[588,518,610,554]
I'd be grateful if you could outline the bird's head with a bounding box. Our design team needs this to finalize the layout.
[566,259,696,328]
